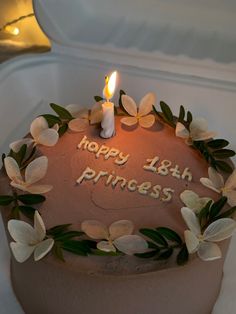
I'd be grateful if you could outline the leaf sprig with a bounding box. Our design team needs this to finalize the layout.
[136,227,189,265]
[47,224,96,261]
[42,103,73,137]
[0,193,46,220]
[152,100,235,173]
[197,196,236,230]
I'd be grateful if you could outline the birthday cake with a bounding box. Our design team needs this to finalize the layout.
[0,73,236,314]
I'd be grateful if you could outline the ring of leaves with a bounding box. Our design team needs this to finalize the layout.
[0,94,236,266]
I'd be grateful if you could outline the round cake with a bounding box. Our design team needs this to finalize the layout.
[0,92,235,314]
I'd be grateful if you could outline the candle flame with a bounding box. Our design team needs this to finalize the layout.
[5,25,20,36]
[103,71,117,101]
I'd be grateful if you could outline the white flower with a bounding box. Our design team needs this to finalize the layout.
[180,190,212,213]
[181,207,236,261]
[8,211,54,263]
[10,116,59,152]
[4,156,52,194]
[176,118,216,145]
[121,93,156,128]
[200,167,236,206]
[66,103,103,132]
[81,220,148,255]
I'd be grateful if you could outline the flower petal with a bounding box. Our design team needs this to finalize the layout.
[25,184,53,194]
[77,109,89,119]
[121,95,137,117]
[90,103,103,124]
[34,238,54,261]
[225,170,236,190]
[81,220,109,240]
[197,242,221,261]
[114,235,148,255]
[9,138,34,153]
[4,157,23,183]
[203,218,236,242]
[68,118,88,132]
[224,190,236,207]
[138,93,156,117]
[139,114,155,128]
[192,131,216,141]
[10,242,35,263]
[175,122,189,139]
[25,156,48,185]
[65,104,84,117]
[97,241,116,252]
[37,129,59,147]
[181,207,201,236]
[190,118,208,134]
[184,230,199,253]
[109,220,134,240]
[200,178,221,193]
[180,190,212,212]
[52,124,59,132]
[10,182,28,192]
[121,117,138,127]
[8,219,38,244]
[30,116,48,140]
[208,167,224,190]
[34,211,46,241]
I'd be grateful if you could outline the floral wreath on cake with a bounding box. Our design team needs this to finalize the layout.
[1,90,236,266]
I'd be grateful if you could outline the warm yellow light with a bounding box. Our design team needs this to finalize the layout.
[4,25,20,36]
[103,71,117,101]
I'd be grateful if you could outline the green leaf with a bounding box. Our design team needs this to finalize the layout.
[62,240,93,256]
[58,123,68,137]
[50,103,73,120]
[1,153,6,164]
[139,228,168,247]
[10,206,20,219]
[215,160,233,173]
[47,224,72,236]
[216,206,236,219]
[147,241,160,250]
[0,195,15,206]
[207,139,229,149]
[17,205,36,220]
[118,89,128,114]
[94,96,104,102]
[209,197,228,220]
[156,248,173,260]
[53,231,84,242]
[21,146,37,169]
[187,111,193,123]
[9,144,27,167]
[52,242,65,262]
[42,114,62,127]
[155,227,182,245]
[17,194,46,205]
[177,244,189,266]
[198,200,213,227]
[135,250,157,258]
[178,105,185,122]
[160,101,174,126]
[212,149,235,159]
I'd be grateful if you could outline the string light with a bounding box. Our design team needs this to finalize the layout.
[0,13,34,36]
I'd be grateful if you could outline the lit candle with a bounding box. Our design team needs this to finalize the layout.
[100,71,117,138]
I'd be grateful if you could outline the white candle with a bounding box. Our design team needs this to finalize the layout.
[100,71,117,138]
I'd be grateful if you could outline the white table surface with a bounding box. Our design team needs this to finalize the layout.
[1,213,236,314]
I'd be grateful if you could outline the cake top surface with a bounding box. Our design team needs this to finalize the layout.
[0,89,236,275]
